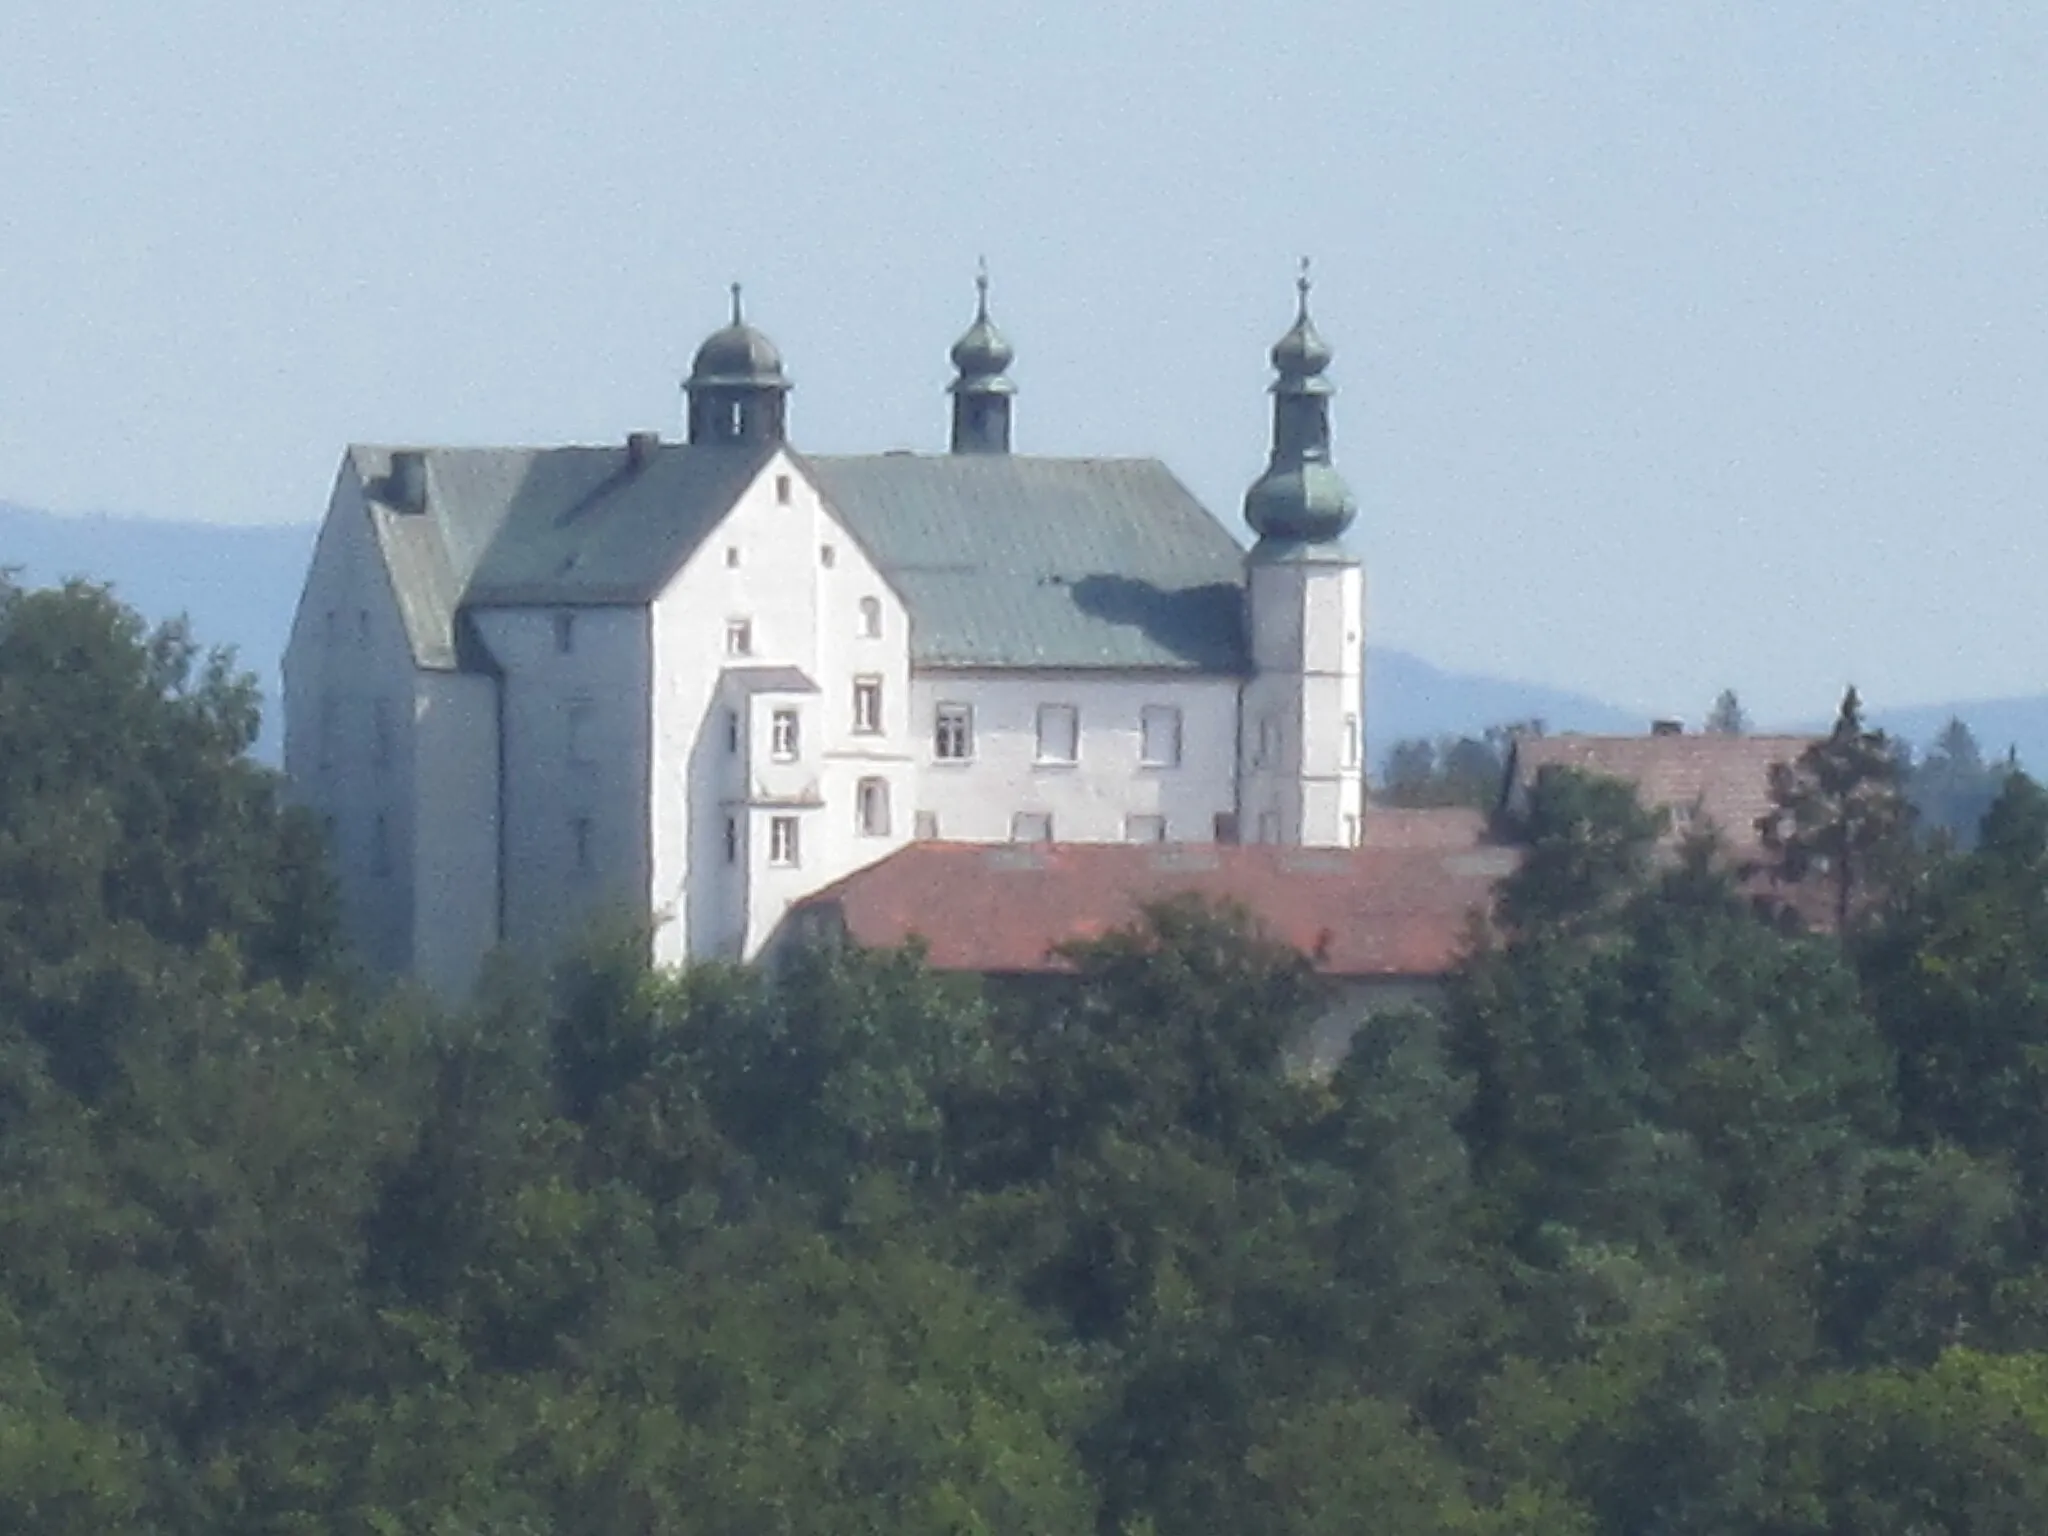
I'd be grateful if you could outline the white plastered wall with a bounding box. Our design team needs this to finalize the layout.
[909,671,1240,844]
[1239,555,1365,846]
[411,669,500,996]
[468,604,651,961]
[648,451,915,965]
[281,464,425,975]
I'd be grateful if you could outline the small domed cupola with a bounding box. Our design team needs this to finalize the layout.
[685,284,791,446]
[948,262,1016,455]
[1244,260,1356,549]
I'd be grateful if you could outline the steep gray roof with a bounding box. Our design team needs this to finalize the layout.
[347,443,1249,674]
[805,454,1248,672]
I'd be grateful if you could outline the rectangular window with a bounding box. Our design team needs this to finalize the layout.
[934,703,973,761]
[1011,811,1053,844]
[724,814,738,864]
[1343,713,1361,769]
[725,618,753,657]
[858,597,883,638]
[857,777,891,837]
[914,810,940,840]
[1141,705,1183,767]
[820,544,836,567]
[771,708,800,761]
[369,698,393,768]
[1125,814,1167,843]
[853,676,883,734]
[553,612,575,653]
[567,699,595,764]
[769,815,800,867]
[1035,703,1079,764]
[725,546,741,568]
[775,473,793,505]
[1213,811,1240,844]
[1256,715,1280,768]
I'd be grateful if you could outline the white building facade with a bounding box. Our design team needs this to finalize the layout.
[284,273,1366,994]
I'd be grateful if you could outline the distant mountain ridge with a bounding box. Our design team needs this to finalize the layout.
[2,498,2040,774]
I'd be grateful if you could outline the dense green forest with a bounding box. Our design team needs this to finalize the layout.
[9,576,2048,1533]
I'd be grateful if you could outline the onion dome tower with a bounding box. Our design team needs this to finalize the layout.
[1243,261,1356,549]
[685,284,791,447]
[1236,261,1366,851]
[947,262,1016,455]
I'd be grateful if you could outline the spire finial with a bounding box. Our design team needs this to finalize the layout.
[1296,256,1312,318]
[975,257,991,319]
[729,281,744,326]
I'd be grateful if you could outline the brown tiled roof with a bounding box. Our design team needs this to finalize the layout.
[1505,733,1815,852]
[789,819,1513,978]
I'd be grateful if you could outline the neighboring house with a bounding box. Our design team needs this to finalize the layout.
[285,271,1367,994]
[784,810,1514,1074]
[1502,726,1817,858]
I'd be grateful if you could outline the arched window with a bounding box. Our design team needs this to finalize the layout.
[858,596,883,638]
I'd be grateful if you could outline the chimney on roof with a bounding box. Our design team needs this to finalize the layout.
[627,430,660,467]
[386,450,427,514]
[1651,718,1684,737]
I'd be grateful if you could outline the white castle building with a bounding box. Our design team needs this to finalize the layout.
[284,271,1366,994]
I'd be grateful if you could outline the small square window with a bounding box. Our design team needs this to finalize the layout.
[1141,705,1182,768]
[553,612,576,653]
[934,703,973,761]
[726,618,753,657]
[853,676,883,734]
[775,473,793,505]
[1010,811,1053,844]
[1213,811,1240,844]
[769,815,800,867]
[1035,704,1078,764]
[1125,814,1167,843]
[771,708,800,761]
[725,546,741,568]
[820,544,836,567]
[857,777,891,837]
[858,597,883,639]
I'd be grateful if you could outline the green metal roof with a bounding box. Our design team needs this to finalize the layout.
[805,454,1249,672]
[346,443,1249,674]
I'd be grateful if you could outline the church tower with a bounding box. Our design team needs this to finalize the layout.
[948,264,1015,454]
[685,284,791,446]
[1237,263,1366,847]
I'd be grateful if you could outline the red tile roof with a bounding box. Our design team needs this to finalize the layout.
[789,818,1513,978]
[1505,732,1815,852]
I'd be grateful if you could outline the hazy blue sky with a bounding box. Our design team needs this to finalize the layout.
[2,2,2044,723]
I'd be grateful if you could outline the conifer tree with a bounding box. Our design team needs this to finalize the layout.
[1756,686,1914,932]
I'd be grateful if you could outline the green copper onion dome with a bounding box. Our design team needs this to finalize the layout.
[948,264,1015,387]
[689,283,788,389]
[1244,260,1355,546]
